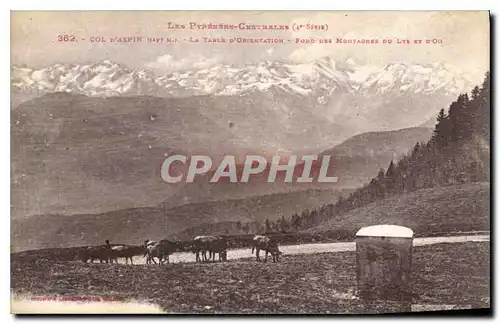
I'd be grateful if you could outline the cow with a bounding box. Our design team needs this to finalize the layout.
[251,235,282,262]
[208,236,229,262]
[144,240,161,264]
[144,239,179,265]
[192,236,219,262]
[110,245,146,265]
[78,246,110,263]
[78,240,114,263]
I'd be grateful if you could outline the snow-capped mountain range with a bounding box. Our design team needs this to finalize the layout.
[11,58,475,103]
[11,58,480,220]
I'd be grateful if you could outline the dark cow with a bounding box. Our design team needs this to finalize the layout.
[251,235,282,262]
[192,236,212,262]
[192,235,227,262]
[190,236,229,262]
[110,245,146,265]
[208,236,229,262]
[78,240,113,263]
[145,239,179,265]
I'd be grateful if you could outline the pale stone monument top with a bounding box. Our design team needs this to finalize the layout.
[356,224,414,238]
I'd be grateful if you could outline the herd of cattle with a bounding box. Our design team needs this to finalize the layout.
[78,235,283,265]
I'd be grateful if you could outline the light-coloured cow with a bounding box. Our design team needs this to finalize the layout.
[110,245,145,264]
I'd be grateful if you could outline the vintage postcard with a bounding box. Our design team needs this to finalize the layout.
[10,11,490,314]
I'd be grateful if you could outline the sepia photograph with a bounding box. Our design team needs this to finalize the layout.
[9,10,491,315]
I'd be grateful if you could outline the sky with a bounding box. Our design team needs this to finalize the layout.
[11,11,490,83]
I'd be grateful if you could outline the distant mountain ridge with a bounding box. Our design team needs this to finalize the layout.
[12,58,474,140]
[320,127,434,158]
[12,58,474,101]
[11,188,346,252]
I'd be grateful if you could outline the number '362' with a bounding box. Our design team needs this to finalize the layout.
[57,35,76,42]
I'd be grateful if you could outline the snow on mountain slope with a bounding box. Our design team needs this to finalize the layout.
[11,58,477,136]
[11,58,474,101]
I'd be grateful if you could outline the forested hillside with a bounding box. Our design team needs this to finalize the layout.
[289,72,490,230]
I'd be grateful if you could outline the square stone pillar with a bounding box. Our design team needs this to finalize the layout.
[355,225,413,313]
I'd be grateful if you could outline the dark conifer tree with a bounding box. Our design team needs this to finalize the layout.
[432,108,451,148]
[477,72,490,139]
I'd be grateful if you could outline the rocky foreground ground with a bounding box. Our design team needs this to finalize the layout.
[11,241,490,314]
